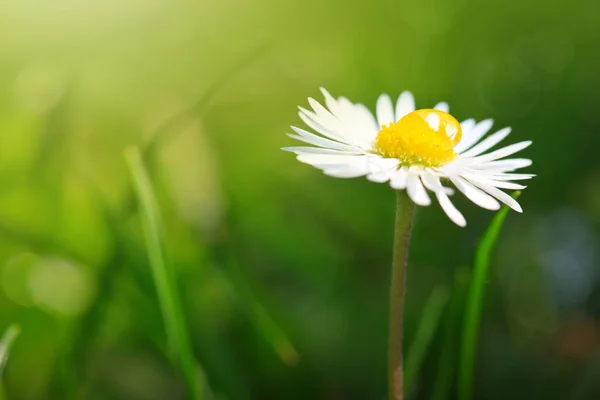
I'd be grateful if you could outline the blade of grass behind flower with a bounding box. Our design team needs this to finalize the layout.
[0,324,20,374]
[224,257,299,366]
[458,192,521,400]
[404,285,450,396]
[144,44,269,158]
[125,147,207,400]
[432,267,470,400]
[0,324,21,400]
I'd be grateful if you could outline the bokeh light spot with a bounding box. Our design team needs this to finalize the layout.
[2,253,39,307]
[28,257,96,318]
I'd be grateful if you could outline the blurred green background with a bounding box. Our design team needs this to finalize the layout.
[0,0,599,399]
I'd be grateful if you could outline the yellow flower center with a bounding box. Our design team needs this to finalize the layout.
[374,109,462,167]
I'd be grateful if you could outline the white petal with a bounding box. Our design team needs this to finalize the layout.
[438,157,477,175]
[462,173,526,190]
[337,97,379,132]
[367,169,396,183]
[490,181,526,190]
[320,89,379,148]
[298,110,349,144]
[308,97,342,131]
[353,103,379,131]
[474,141,532,163]
[319,88,344,119]
[450,176,501,210]
[367,171,392,182]
[474,158,533,172]
[319,156,370,178]
[349,103,381,146]
[421,170,454,195]
[288,126,353,150]
[364,157,399,182]
[460,119,476,133]
[407,172,431,206]
[436,191,466,227]
[324,166,369,178]
[301,98,373,148]
[454,119,494,154]
[282,146,362,155]
[433,102,449,113]
[306,98,350,142]
[395,91,415,121]
[367,157,400,172]
[376,94,395,127]
[486,173,535,181]
[459,127,512,158]
[296,153,363,168]
[390,167,409,189]
[467,182,523,212]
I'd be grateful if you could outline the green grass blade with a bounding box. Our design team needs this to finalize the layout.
[144,44,268,157]
[458,192,521,400]
[0,324,20,374]
[404,285,450,396]
[125,147,205,400]
[432,267,470,400]
[224,259,299,366]
[245,294,299,366]
[0,324,21,400]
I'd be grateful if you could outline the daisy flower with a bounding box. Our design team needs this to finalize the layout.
[283,89,533,226]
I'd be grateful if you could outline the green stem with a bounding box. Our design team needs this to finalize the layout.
[388,191,416,400]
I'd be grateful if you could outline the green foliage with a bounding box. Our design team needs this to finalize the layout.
[404,286,449,396]
[458,193,521,400]
[126,147,207,400]
[432,267,470,400]
[0,325,20,374]
[0,324,20,400]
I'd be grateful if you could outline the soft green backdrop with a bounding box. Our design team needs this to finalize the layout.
[0,0,598,399]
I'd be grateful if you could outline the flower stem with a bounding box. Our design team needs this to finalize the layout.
[388,191,416,400]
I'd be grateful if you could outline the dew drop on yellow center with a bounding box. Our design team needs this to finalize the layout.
[374,109,462,167]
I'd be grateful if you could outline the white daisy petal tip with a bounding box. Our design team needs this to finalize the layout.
[376,93,394,127]
[482,118,494,128]
[297,107,310,116]
[434,101,449,113]
[307,97,327,115]
[436,191,467,227]
[367,172,392,183]
[319,87,333,98]
[506,197,524,213]
[285,89,534,226]
[395,91,416,121]
[406,173,431,206]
